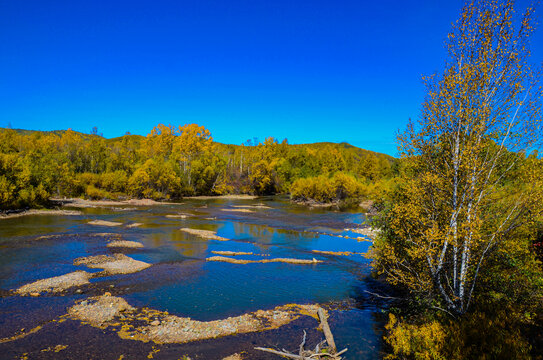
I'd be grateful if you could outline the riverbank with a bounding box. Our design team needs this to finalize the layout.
[0,209,82,220]
[50,195,258,208]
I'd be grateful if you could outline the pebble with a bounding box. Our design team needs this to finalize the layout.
[30,292,40,297]
[150,320,160,326]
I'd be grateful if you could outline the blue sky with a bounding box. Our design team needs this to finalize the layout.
[1,0,542,156]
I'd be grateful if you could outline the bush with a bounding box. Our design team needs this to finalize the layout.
[85,185,111,200]
[99,170,128,193]
[384,313,447,360]
[384,307,536,360]
[290,172,364,203]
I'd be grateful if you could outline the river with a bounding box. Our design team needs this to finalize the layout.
[0,196,388,359]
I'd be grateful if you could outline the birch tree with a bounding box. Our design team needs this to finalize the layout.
[372,0,542,315]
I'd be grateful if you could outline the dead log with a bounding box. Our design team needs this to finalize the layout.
[255,307,347,359]
[317,308,336,353]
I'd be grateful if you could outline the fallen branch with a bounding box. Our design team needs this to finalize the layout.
[255,347,307,359]
[363,290,403,300]
[255,307,347,359]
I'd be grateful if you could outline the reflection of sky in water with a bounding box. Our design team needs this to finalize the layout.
[0,197,383,357]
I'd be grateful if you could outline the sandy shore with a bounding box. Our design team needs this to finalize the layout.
[0,209,82,220]
[184,195,258,200]
[15,271,92,296]
[67,293,322,344]
[52,195,258,209]
[54,198,170,208]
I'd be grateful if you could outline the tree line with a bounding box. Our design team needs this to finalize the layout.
[0,124,396,209]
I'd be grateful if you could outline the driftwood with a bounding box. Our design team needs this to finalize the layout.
[317,308,336,353]
[255,307,347,359]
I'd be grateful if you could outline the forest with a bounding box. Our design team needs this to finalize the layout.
[0,124,396,210]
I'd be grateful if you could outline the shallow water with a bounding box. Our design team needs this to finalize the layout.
[0,197,387,359]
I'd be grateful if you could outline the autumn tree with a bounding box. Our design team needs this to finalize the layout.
[144,124,177,159]
[372,0,543,315]
[172,124,214,187]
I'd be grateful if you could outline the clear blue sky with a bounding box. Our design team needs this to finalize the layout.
[1,0,542,156]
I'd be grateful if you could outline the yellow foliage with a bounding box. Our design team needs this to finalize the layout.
[384,314,447,360]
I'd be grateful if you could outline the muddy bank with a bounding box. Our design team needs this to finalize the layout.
[16,271,92,296]
[67,293,322,344]
[207,256,321,265]
[359,200,380,215]
[74,254,151,275]
[179,228,229,241]
[185,195,258,200]
[0,209,82,220]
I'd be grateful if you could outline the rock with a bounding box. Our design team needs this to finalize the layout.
[68,294,135,325]
[151,320,160,326]
[126,222,143,228]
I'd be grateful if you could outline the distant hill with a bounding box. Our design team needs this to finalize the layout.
[2,127,394,160]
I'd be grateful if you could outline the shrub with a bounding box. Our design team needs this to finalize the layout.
[290,172,364,203]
